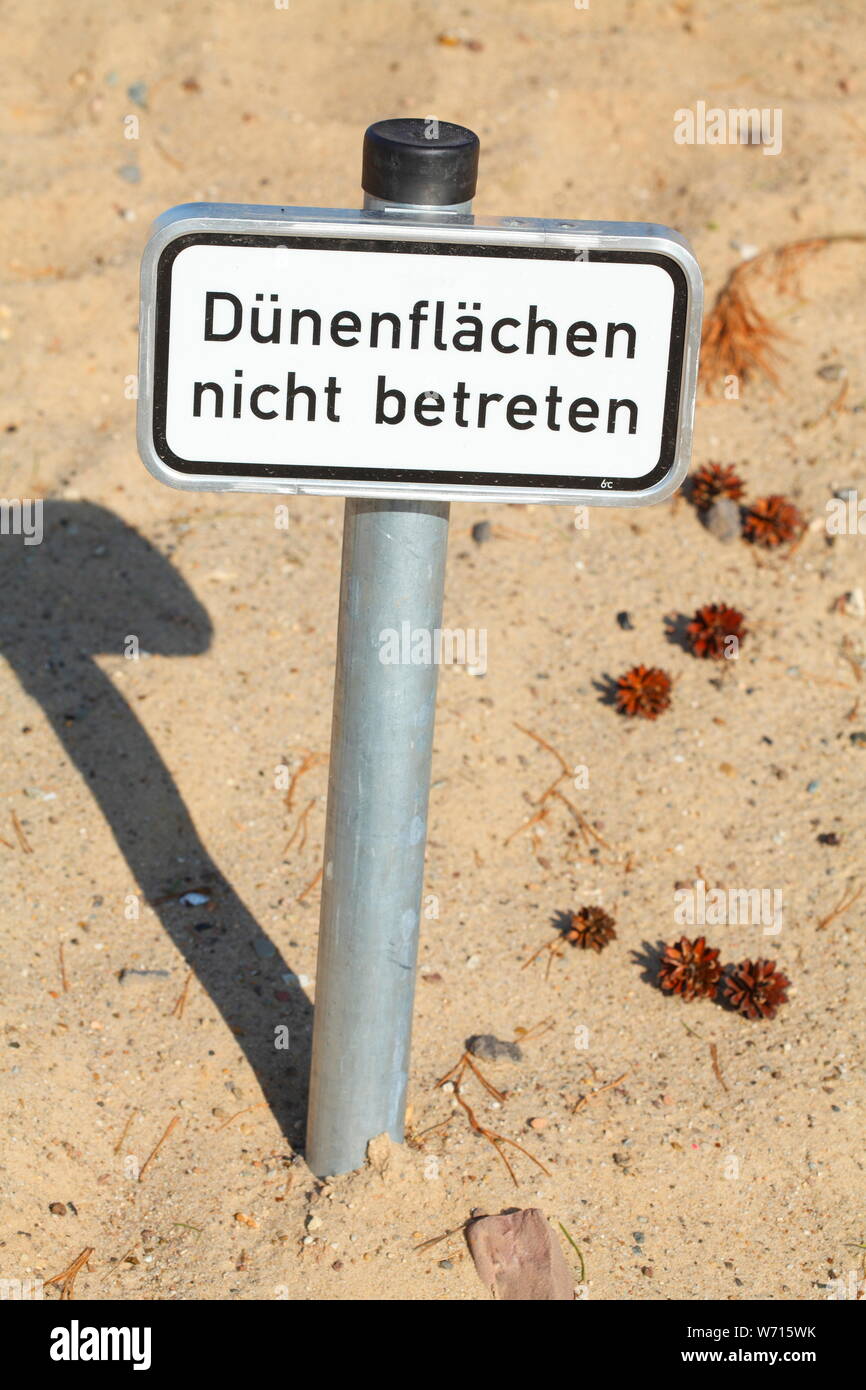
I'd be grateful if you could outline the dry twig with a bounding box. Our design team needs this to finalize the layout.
[215,1102,267,1132]
[284,751,327,813]
[571,1071,630,1115]
[413,1221,469,1252]
[170,969,193,1019]
[817,883,863,931]
[59,943,70,993]
[297,866,323,903]
[138,1116,180,1182]
[44,1246,93,1300]
[709,1042,728,1092]
[284,797,316,854]
[701,234,866,392]
[113,1108,138,1155]
[11,809,32,854]
[434,1051,550,1186]
[508,724,615,856]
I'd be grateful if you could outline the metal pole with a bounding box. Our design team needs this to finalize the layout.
[306,120,479,1176]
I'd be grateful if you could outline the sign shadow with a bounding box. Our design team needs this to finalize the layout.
[0,501,311,1141]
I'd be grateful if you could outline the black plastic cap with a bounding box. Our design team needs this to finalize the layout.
[362,118,479,206]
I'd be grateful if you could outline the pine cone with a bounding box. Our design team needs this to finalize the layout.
[658,936,722,1001]
[691,463,745,511]
[564,906,617,953]
[724,958,790,1019]
[614,665,672,719]
[686,603,747,659]
[743,495,803,548]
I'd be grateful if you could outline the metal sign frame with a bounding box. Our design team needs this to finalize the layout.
[138,203,703,508]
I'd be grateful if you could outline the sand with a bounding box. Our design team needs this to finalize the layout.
[0,0,864,1302]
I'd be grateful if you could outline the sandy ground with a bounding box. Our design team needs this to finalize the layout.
[1,0,864,1302]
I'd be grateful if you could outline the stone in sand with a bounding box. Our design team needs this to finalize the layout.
[466,1208,574,1300]
[465,1033,522,1063]
[702,496,741,543]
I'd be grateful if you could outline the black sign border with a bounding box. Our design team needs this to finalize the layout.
[151,232,689,493]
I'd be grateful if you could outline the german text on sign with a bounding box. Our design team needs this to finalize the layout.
[138,208,702,505]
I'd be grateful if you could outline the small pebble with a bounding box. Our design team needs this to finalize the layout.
[49,1202,66,1216]
[702,496,741,543]
[471,520,492,544]
[438,1259,453,1270]
[817,832,841,846]
[616,611,634,631]
[127,81,148,108]
[806,779,820,792]
[849,732,866,747]
[466,1033,523,1063]
[817,363,845,381]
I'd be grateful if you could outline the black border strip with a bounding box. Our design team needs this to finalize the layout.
[151,233,688,492]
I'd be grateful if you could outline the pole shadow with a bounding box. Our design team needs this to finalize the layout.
[0,501,312,1142]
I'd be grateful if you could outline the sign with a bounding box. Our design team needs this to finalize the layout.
[138,205,702,506]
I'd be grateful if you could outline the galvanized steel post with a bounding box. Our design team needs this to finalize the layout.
[305,120,479,1176]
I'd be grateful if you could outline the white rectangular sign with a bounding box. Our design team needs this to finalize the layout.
[138,206,702,506]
